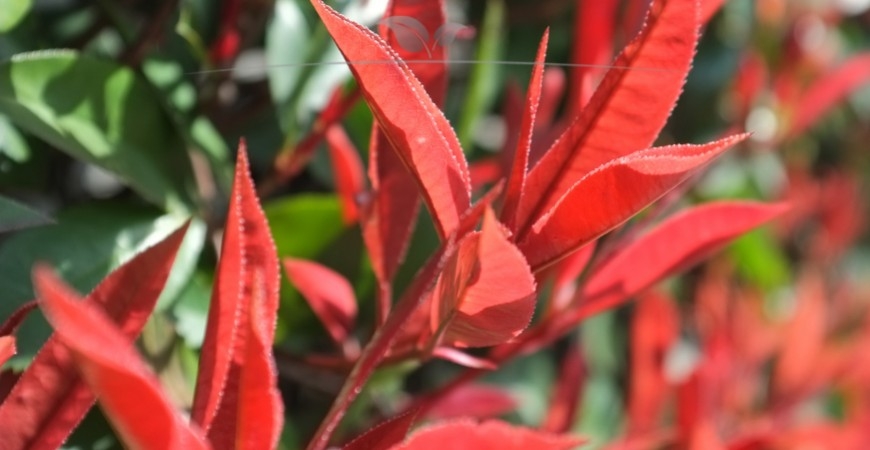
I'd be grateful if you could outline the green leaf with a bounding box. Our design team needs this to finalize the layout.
[264,193,346,259]
[0,194,52,232]
[0,0,31,32]
[729,228,791,290]
[0,113,30,162]
[267,0,311,132]
[0,51,197,212]
[0,204,199,366]
[457,0,505,150]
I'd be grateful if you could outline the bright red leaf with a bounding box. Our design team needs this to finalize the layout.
[0,222,189,450]
[0,336,14,368]
[388,419,584,450]
[33,266,208,450]
[501,30,549,232]
[517,0,700,234]
[431,209,536,348]
[788,53,870,137]
[326,124,365,225]
[312,0,471,239]
[628,291,679,435]
[191,143,282,450]
[581,200,787,303]
[569,0,617,111]
[519,135,747,270]
[283,257,357,347]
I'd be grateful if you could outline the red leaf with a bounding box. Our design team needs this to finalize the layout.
[283,258,357,347]
[343,409,419,450]
[379,0,448,104]
[773,270,827,401]
[431,347,497,370]
[32,266,208,450]
[569,0,618,112]
[326,124,365,224]
[363,0,450,295]
[517,0,700,234]
[549,242,596,314]
[520,135,746,270]
[312,0,471,239]
[235,292,284,450]
[788,53,870,137]
[191,143,282,450]
[581,200,786,303]
[502,30,549,232]
[0,223,190,449]
[0,300,38,337]
[541,342,585,433]
[427,384,517,421]
[431,209,536,348]
[389,419,585,450]
[0,336,14,367]
[700,0,727,25]
[628,291,678,435]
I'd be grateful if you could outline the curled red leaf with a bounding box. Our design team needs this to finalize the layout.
[284,257,357,347]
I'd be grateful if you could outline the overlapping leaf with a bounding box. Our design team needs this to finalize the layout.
[0,222,189,450]
[32,266,208,450]
[325,124,365,224]
[431,210,536,348]
[519,135,747,270]
[191,144,282,450]
[517,0,700,234]
[364,0,450,293]
[311,0,470,239]
[501,30,549,231]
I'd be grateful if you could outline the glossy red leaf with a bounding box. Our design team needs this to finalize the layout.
[33,266,208,450]
[191,143,282,450]
[389,419,585,450]
[628,291,678,435]
[363,0,450,301]
[0,223,189,450]
[326,124,365,224]
[788,53,870,137]
[312,0,471,239]
[343,409,419,450]
[427,385,517,421]
[0,336,14,367]
[581,200,787,303]
[520,135,746,270]
[502,30,549,232]
[432,209,536,348]
[517,0,700,234]
[283,257,357,347]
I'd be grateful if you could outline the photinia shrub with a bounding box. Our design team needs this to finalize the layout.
[2,0,868,449]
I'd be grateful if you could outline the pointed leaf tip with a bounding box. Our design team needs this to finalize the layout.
[0,221,191,450]
[520,134,748,270]
[33,266,208,450]
[193,141,282,447]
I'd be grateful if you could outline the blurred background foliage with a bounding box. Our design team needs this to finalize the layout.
[1,0,870,448]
